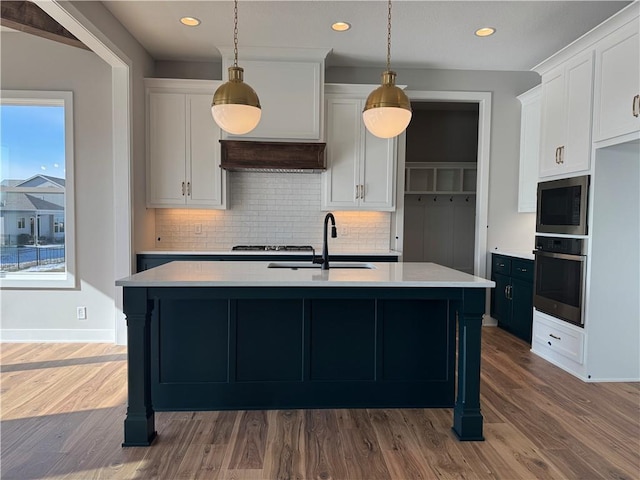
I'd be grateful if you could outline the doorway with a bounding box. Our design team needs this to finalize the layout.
[402,102,479,274]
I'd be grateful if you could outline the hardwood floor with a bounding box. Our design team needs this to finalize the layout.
[1,327,638,479]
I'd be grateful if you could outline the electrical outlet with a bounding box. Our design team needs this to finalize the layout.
[340,226,349,237]
[76,306,87,320]
[194,223,202,235]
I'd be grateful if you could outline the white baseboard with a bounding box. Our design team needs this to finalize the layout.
[0,329,115,343]
[482,315,498,326]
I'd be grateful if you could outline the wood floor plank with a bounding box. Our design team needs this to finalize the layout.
[227,410,268,470]
[340,408,391,480]
[303,409,349,480]
[1,330,638,480]
[369,408,439,480]
[262,409,305,480]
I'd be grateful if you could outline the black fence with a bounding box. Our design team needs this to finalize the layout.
[0,245,65,272]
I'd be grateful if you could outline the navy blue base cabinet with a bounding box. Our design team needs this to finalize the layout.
[491,253,534,343]
[122,285,485,446]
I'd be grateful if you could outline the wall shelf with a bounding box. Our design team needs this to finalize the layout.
[405,162,477,194]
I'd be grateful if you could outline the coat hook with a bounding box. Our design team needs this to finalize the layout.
[418,196,422,202]
[465,196,469,202]
[433,196,437,202]
[449,196,453,202]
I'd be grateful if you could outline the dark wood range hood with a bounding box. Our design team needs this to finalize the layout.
[220,140,326,173]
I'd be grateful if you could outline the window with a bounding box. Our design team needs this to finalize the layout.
[54,218,64,233]
[0,91,75,288]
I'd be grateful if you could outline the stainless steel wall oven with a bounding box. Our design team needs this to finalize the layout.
[533,236,586,327]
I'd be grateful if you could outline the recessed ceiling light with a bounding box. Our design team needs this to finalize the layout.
[180,17,201,27]
[475,27,496,37]
[332,22,351,32]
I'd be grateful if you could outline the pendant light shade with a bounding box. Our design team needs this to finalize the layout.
[363,0,412,139]
[211,0,261,135]
[363,71,412,138]
[212,66,261,135]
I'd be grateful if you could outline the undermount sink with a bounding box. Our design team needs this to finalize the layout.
[267,262,376,270]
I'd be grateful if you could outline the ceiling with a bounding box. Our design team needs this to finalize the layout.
[101,1,631,71]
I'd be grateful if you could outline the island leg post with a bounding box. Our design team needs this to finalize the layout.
[122,287,157,447]
[452,288,485,441]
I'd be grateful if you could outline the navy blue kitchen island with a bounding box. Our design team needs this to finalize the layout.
[116,261,494,446]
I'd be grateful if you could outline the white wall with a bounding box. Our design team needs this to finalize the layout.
[327,67,540,260]
[0,32,115,341]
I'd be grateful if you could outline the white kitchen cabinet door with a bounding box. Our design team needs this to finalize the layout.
[593,19,640,143]
[322,98,361,209]
[517,85,541,212]
[146,80,226,209]
[148,92,188,206]
[187,94,225,208]
[539,66,566,177]
[360,129,396,209]
[539,52,593,178]
[322,96,396,211]
[563,52,593,174]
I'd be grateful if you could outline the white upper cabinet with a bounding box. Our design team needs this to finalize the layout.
[593,18,640,143]
[321,87,397,211]
[219,47,329,141]
[539,51,593,178]
[146,79,226,209]
[517,85,541,212]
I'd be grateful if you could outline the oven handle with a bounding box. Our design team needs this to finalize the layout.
[533,250,586,262]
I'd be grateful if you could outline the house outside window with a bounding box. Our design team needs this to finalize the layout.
[0,91,75,288]
[54,218,64,234]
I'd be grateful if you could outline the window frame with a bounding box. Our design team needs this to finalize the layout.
[1,90,76,289]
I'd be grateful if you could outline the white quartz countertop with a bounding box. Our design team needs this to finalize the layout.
[137,250,401,256]
[116,261,495,288]
[491,249,535,261]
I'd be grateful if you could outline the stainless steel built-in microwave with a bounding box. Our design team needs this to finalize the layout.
[536,175,589,235]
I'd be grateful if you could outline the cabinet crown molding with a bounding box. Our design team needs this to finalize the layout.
[533,1,639,76]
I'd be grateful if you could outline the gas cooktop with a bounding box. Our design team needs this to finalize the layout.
[231,245,314,252]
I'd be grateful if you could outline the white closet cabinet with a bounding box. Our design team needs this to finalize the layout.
[539,51,593,178]
[593,18,640,143]
[322,94,396,211]
[146,79,226,209]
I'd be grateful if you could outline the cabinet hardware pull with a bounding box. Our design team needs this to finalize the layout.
[355,184,360,199]
[498,263,505,267]
[360,184,365,200]
[549,333,561,340]
[519,268,527,272]
[187,182,191,196]
[634,94,640,118]
[560,146,565,164]
[182,181,185,196]
[555,147,559,164]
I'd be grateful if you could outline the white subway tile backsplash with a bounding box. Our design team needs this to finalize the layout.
[154,172,391,252]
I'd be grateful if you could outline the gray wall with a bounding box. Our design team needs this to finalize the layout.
[1,31,115,339]
[327,67,541,255]
[1,0,154,341]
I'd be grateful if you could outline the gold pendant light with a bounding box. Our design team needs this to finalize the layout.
[211,0,261,135]
[363,0,412,139]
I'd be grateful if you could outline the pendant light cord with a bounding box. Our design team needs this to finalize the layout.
[233,0,239,68]
[386,0,392,72]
